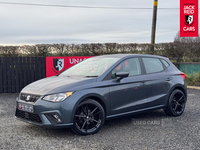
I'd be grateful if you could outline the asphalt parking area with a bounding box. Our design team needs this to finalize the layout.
[0,89,200,150]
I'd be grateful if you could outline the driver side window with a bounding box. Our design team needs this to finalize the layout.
[111,58,141,78]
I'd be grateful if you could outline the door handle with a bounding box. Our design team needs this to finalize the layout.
[166,78,171,81]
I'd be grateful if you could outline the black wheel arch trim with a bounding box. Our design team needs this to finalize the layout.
[165,84,187,106]
[70,93,108,123]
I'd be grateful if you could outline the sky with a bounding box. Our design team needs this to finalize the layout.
[0,0,194,45]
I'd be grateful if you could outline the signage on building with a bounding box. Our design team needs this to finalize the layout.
[46,56,92,77]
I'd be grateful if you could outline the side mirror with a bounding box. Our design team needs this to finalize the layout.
[115,72,129,81]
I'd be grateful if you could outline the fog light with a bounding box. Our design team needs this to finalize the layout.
[53,114,62,123]
[45,113,63,124]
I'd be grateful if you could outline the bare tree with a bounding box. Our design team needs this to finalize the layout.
[174,31,200,43]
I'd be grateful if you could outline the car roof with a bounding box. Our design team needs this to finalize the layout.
[95,54,168,59]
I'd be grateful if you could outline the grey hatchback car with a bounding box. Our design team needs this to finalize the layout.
[15,54,187,135]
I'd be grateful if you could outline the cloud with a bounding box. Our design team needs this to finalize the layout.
[0,0,183,45]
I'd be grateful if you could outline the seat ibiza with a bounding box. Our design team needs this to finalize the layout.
[15,54,187,135]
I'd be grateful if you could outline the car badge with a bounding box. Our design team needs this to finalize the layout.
[26,95,31,101]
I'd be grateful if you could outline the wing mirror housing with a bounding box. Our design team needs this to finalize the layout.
[115,72,129,81]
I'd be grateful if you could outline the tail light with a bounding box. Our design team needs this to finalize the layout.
[180,72,185,80]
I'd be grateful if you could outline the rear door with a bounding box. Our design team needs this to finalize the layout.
[141,57,171,108]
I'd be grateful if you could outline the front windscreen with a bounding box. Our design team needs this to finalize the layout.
[59,57,120,77]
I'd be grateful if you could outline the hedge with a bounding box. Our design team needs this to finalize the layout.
[0,42,200,62]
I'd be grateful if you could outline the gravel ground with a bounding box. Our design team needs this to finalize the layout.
[0,89,200,150]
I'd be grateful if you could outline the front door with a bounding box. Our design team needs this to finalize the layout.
[107,57,148,116]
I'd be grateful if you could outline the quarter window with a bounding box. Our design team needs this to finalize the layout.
[142,58,164,74]
[112,58,141,78]
[161,59,170,68]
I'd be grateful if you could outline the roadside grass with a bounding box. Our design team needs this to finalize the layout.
[185,72,200,86]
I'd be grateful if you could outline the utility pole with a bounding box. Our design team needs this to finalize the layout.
[151,0,158,51]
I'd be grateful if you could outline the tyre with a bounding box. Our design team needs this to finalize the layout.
[72,99,105,135]
[164,89,186,116]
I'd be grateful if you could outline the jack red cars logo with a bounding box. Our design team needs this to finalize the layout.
[53,58,64,71]
[185,15,194,25]
[180,0,199,37]
[46,56,92,77]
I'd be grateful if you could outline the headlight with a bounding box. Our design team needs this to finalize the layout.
[42,92,73,102]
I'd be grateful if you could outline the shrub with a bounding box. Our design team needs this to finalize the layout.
[185,72,200,86]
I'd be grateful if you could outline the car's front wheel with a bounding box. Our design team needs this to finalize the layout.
[72,99,105,135]
[164,89,186,116]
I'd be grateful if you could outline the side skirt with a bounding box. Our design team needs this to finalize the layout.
[106,105,165,119]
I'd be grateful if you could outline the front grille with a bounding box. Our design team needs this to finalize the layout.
[20,93,40,103]
[15,109,42,124]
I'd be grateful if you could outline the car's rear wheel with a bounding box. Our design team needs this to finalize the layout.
[72,99,105,135]
[164,89,186,116]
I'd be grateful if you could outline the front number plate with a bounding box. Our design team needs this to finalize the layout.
[18,103,33,113]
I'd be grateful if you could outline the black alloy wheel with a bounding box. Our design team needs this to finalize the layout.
[165,89,186,116]
[73,99,105,135]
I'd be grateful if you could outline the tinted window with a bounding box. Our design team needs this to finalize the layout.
[161,59,170,68]
[142,58,164,74]
[112,58,141,78]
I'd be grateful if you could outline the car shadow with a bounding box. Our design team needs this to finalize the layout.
[21,109,168,137]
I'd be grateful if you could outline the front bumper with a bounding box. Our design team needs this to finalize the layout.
[15,92,83,128]
[15,115,73,128]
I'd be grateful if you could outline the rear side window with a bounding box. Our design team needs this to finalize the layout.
[161,59,170,68]
[142,58,164,74]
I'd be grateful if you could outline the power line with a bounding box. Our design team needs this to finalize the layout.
[0,1,179,10]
